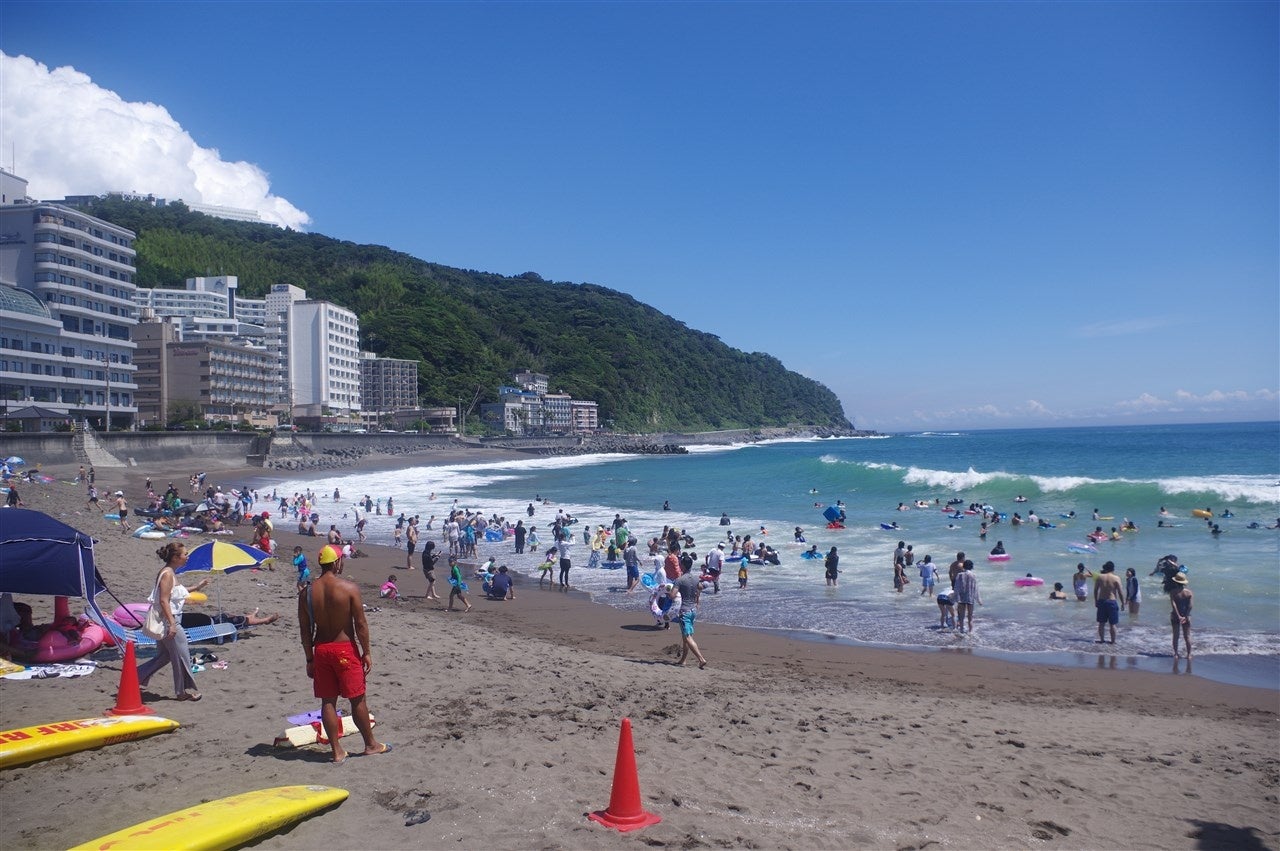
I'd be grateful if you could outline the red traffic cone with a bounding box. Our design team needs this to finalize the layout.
[105,641,155,716]
[588,718,661,832]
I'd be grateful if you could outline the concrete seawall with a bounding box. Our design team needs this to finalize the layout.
[0,426,869,471]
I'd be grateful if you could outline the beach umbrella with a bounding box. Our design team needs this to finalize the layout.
[176,541,274,575]
[4,456,24,466]
[175,541,275,614]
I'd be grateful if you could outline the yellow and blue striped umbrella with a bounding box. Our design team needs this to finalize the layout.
[176,541,274,575]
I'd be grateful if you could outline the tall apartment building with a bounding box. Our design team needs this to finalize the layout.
[131,316,180,426]
[0,188,139,429]
[359,351,419,416]
[570,399,600,432]
[542,392,573,432]
[289,299,361,420]
[265,284,306,415]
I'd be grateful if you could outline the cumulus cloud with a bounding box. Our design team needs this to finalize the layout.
[1117,388,1278,413]
[0,52,310,229]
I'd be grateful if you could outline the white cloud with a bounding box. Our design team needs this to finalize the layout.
[1075,316,1173,337]
[0,52,310,229]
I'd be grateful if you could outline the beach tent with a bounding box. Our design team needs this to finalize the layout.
[0,508,108,621]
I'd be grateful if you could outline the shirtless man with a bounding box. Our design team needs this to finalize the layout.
[948,552,966,589]
[1092,560,1126,644]
[298,544,389,763]
[113,490,131,533]
[405,517,418,571]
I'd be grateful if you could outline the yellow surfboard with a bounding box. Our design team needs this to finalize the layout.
[0,715,178,770]
[69,785,349,851]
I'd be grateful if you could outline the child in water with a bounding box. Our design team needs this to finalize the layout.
[937,588,956,629]
[738,561,749,589]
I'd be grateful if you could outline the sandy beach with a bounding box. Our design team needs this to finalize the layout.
[2,450,1277,851]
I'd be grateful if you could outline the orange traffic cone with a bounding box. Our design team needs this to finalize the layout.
[588,718,661,832]
[105,641,155,716]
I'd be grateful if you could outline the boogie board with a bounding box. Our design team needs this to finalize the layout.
[274,714,375,748]
[0,715,178,770]
[68,784,349,851]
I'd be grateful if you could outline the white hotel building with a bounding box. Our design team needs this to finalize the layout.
[287,299,361,420]
[133,276,268,346]
[0,172,139,428]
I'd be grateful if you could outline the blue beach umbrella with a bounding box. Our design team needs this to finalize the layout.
[4,456,24,466]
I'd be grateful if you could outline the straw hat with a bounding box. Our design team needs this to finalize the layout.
[1171,572,1188,584]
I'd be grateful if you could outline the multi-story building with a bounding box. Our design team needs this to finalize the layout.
[481,373,601,435]
[133,276,267,346]
[512,371,549,395]
[167,339,276,424]
[289,299,361,422]
[358,351,419,419]
[265,283,306,415]
[570,399,599,432]
[131,315,180,426]
[542,392,573,433]
[0,185,139,429]
[133,316,275,426]
[481,384,546,435]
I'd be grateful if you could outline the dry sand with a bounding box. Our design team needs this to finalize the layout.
[2,454,1277,851]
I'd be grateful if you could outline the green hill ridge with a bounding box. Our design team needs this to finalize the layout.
[83,197,852,433]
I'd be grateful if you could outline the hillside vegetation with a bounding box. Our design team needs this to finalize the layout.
[85,197,851,432]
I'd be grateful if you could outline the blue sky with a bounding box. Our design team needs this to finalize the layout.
[2,1,1276,432]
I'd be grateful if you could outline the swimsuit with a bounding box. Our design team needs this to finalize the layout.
[679,608,697,637]
[312,640,365,699]
[1095,598,1120,625]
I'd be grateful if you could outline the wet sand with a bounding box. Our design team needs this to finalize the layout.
[2,454,1277,850]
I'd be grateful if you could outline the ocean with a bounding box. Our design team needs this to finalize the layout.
[272,421,1280,689]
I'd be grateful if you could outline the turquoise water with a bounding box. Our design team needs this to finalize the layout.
[276,422,1280,687]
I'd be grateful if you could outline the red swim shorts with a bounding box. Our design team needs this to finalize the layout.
[312,641,365,699]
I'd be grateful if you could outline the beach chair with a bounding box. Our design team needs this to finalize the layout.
[86,608,237,650]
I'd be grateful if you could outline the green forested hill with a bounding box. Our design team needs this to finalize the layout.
[84,197,851,432]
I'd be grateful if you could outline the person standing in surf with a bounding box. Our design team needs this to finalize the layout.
[1093,561,1126,645]
[1169,572,1192,658]
[824,546,840,587]
[953,560,982,633]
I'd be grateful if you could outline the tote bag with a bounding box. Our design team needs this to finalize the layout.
[142,572,170,639]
